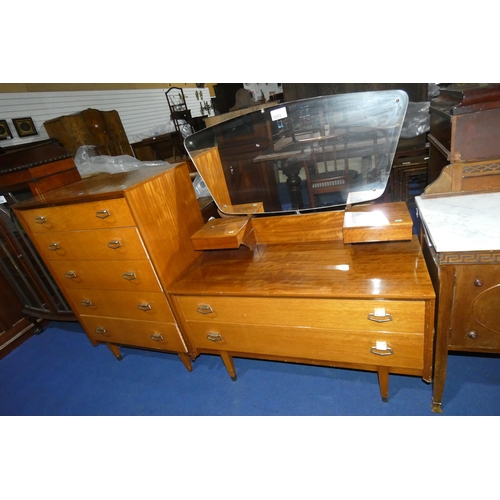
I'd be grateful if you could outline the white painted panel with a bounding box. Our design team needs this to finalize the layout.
[0,88,215,149]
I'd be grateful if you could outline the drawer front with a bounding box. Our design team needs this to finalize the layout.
[176,296,425,334]
[34,227,147,261]
[187,321,424,369]
[65,288,175,323]
[50,259,161,291]
[20,198,135,233]
[80,315,186,353]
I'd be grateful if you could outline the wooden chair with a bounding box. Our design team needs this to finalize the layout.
[302,130,352,208]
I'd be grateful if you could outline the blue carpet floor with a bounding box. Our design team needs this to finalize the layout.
[2,320,500,416]
[3,320,499,499]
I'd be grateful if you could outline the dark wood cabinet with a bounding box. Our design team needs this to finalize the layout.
[0,139,78,356]
[428,84,500,183]
[130,132,184,163]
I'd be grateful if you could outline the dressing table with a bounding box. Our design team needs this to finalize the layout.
[168,91,436,402]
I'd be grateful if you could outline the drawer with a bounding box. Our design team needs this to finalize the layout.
[65,288,175,323]
[20,198,135,233]
[50,259,161,292]
[34,227,148,261]
[175,296,425,334]
[186,321,424,369]
[80,315,186,353]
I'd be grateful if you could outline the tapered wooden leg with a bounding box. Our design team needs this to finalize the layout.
[431,349,448,414]
[220,352,237,381]
[178,353,193,372]
[106,343,123,361]
[377,366,389,402]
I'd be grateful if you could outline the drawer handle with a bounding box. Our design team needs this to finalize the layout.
[138,302,152,311]
[95,326,107,335]
[150,333,164,341]
[370,346,394,356]
[108,240,122,249]
[65,271,77,279]
[81,299,93,307]
[48,242,60,251]
[207,332,223,342]
[367,312,393,323]
[197,304,214,315]
[95,209,110,219]
[122,272,137,281]
[34,216,47,224]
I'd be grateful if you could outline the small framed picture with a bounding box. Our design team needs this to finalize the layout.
[0,119,13,140]
[13,117,38,137]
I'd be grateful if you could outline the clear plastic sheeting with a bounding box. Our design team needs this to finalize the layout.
[74,145,170,178]
[400,101,430,139]
[192,173,210,198]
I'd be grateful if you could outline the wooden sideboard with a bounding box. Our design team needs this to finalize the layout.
[168,207,436,402]
[13,163,204,367]
[416,160,500,412]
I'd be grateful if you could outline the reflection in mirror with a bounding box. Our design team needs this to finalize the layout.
[185,90,408,215]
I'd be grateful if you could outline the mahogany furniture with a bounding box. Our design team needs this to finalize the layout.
[0,139,79,353]
[427,84,500,184]
[13,163,204,367]
[0,251,44,359]
[130,132,184,163]
[416,160,500,412]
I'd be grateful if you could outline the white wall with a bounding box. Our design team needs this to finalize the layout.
[0,87,214,149]
[243,83,283,101]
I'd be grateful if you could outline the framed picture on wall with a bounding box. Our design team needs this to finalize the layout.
[13,117,38,137]
[0,119,13,140]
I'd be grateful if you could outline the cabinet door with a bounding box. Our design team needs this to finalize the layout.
[449,264,500,349]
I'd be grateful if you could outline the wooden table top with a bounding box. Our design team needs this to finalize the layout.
[169,237,435,301]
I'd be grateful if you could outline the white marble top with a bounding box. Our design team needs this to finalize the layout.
[415,192,500,252]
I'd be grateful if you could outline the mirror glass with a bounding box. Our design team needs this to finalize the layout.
[185,90,408,215]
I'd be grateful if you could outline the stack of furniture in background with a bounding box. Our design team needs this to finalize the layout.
[43,108,133,157]
[44,107,196,173]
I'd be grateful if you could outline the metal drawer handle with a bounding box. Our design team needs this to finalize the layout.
[207,332,223,342]
[197,304,214,314]
[64,271,77,279]
[138,302,152,311]
[34,216,47,224]
[81,299,93,307]
[95,209,110,219]
[150,333,164,341]
[367,312,393,323]
[122,272,137,281]
[107,240,122,249]
[95,326,107,335]
[370,346,394,356]
[48,242,60,251]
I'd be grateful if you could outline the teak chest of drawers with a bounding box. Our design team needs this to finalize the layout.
[14,163,204,368]
[169,228,436,401]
